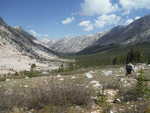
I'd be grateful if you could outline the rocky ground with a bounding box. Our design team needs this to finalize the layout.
[0,42,60,74]
[0,64,149,113]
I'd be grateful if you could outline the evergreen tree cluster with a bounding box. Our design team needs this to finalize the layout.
[112,48,146,65]
[74,47,150,68]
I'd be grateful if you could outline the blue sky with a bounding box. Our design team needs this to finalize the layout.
[0,0,150,40]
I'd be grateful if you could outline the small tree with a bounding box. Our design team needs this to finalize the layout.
[31,64,36,71]
[58,64,64,72]
[136,69,145,98]
[96,87,107,106]
[112,57,117,65]
[147,56,150,64]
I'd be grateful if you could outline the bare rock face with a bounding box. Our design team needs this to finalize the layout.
[45,15,150,55]
[79,15,150,54]
[0,17,59,73]
[46,33,106,54]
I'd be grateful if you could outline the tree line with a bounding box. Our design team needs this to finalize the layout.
[112,48,148,65]
[74,48,150,68]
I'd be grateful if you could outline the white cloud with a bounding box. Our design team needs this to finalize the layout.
[79,14,124,31]
[81,0,118,16]
[61,17,75,24]
[119,0,150,10]
[79,20,94,31]
[80,0,150,16]
[95,14,122,28]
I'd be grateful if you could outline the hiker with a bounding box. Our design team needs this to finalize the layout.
[126,63,135,76]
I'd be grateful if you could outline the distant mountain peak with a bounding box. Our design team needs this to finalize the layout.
[46,32,104,54]
[0,18,58,59]
[79,14,150,55]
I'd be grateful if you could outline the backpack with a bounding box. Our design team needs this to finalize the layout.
[126,64,133,70]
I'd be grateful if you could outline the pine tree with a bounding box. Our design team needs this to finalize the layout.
[136,69,146,98]
[126,48,144,64]
[112,57,117,65]
[147,56,150,64]
[126,49,135,63]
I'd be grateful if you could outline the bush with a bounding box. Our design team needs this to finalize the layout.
[0,79,93,111]
[22,71,41,78]
[121,70,150,101]
[57,64,64,72]
[8,107,26,113]
[95,87,107,106]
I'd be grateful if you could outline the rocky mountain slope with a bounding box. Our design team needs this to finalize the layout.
[47,33,106,54]
[46,15,150,55]
[79,15,150,54]
[0,17,59,73]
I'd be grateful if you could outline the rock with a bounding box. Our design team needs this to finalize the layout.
[71,76,76,79]
[27,109,35,113]
[24,85,29,88]
[85,72,93,79]
[102,70,113,76]
[42,71,49,75]
[25,76,29,79]
[119,67,125,73]
[119,77,137,88]
[91,96,97,100]
[115,75,119,77]
[59,78,64,81]
[91,110,100,113]
[113,98,121,103]
[90,80,102,89]
[5,78,10,81]
[75,106,82,111]
[110,111,114,113]
[104,89,119,103]
[57,74,61,78]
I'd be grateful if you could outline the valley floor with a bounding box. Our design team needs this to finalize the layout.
[0,64,150,113]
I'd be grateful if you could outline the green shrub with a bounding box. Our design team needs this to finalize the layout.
[136,69,146,98]
[135,69,150,99]
[23,71,41,78]
[95,87,107,106]
[122,70,150,101]
[57,64,64,72]
[0,80,94,111]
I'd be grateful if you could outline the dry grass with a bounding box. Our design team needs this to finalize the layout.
[0,76,94,113]
[0,65,150,113]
